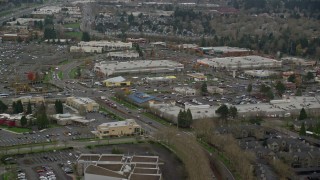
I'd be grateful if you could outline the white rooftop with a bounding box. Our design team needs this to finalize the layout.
[244,70,278,77]
[95,60,184,76]
[105,76,126,83]
[197,55,281,69]
[71,97,96,105]
[199,46,250,52]
[99,119,138,128]
[235,96,320,114]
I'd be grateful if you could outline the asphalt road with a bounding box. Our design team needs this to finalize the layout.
[0,137,136,155]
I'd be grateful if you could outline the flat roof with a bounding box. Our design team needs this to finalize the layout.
[78,41,132,47]
[235,96,320,114]
[131,156,158,163]
[150,103,217,121]
[85,165,125,178]
[128,92,158,104]
[95,60,183,74]
[129,174,161,180]
[97,164,123,171]
[197,55,281,69]
[78,154,101,161]
[244,70,278,77]
[68,97,97,105]
[199,46,250,52]
[99,119,139,128]
[105,76,126,83]
[135,164,158,168]
[99,155,123,162]
[133,168,159,174]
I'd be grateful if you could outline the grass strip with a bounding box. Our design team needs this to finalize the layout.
[99,107,125,121]
[142,112,171,126]
[110,97,139,110]
[0,125,31,133]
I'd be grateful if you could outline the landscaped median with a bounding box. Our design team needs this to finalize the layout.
[0,125,31,134]
[85,136,143,149]
[110,97,139,110]
[99,107,125,121]
[142,112,171,126]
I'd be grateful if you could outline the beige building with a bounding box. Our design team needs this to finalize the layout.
[103,76,131,87]
[94,119,141,138]
[12,96,45,104]
[66,97,99,113]
[70,46,103,53]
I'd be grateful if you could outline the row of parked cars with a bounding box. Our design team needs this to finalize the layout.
[17,169,27,180]
[36,165,56,180]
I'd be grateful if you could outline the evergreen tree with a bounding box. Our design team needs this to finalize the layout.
[201,82,208,96]
[229,106,238,119]
[16,100,24,113]
[247,83,252,95]
[178,109,192,128]
[295,89,302,96]
[299,108,307,120]
[20,116,27,127]
[55,100,63,114]
[0,100,8,113]
[81,32,90,42]
[216,104,229,120]
[12,102,17,114]
[135,44,143,57]
[299,122,306,136]
[36,103,49,129]
[185,108,193,127]
[59,101,63,114]
[306,72,314,81]
[288,74,296,83]
[275,81,286,96]
[26,101,32,115]
[128,13,134,25]
[44,27,56,39]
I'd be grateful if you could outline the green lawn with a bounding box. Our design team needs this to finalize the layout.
[43,71,53,82]
[65,32,82,40]
[63,23,80,29]
[58,59,69,65]
[68,67,78,79]
[2,170,16,180]
[0,125,31,133]
[0,10,12,18]
[57,71,63,80]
